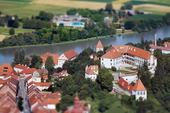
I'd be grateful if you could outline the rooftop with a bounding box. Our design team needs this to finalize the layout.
[133,79,146,91]
[96,40,103,48]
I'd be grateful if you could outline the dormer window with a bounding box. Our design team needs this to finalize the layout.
[4,67,8,69]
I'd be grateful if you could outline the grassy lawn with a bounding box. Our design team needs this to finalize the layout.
[0,27,33,35]
[89,99,135,113]
[73,0,116,3]
[0,0,71,18]
[128,14,163,20]
[125,67,133,70]
[116,29,135,35]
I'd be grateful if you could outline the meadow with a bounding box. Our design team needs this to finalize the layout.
[0,27,33,35]
[128,14,163,20]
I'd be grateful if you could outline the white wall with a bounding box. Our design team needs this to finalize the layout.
[85,73,97,80]
[122,75,138,84]
[96,47,103,52]
[47,104,56,109]
[101,57,122,69]
[58,54,68,68]
[132,89,147,100]
[14,68,23,73]
[32,77,41,83]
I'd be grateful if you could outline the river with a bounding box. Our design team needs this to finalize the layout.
[0,26,170,65]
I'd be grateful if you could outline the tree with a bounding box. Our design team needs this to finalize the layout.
[105,3,113,13]
[30,54,42,68]
[111,66,117,71]
[22,58,30,66]
[45,56,55,76]
[9,28,14,35]
[97,68,114,92]
[124,21,135,29]
[125,3,133,10]
[120,6,126,10]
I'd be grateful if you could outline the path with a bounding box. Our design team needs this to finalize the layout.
[17,78,31,113]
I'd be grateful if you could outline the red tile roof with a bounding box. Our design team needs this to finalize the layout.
[43,75,48,80]
[20,68,36,74]
[36,69,48,75]
[163,42,170,47]
[96,40,103,48]
[93,55,98,61]
[101,49,122,59]
[85,65,98,75]
[106,45,157,60]
[34,82,51,87]
[118,78,133,92]
[149,44,170,51]
[0,63,17,76]
[41,53,60,64]
[63,49,78,60]
[14,64,28,70]
[133,79,146,91]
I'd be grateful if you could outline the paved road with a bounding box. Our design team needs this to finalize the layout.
[17,78,31,113]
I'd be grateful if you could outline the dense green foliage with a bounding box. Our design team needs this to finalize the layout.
[18,96,23,111]
[9,28,15,35]
[45,56,55,78]
[125,12,170,33]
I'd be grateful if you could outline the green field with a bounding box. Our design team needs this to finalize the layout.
[0,27,33,35]
[128,14,163,20]
[73,0,116,3]
[0,0,71,18]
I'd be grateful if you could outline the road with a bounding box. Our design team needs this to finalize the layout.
[17,78,31,113]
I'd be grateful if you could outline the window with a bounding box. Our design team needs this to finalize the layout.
[102,62,103,64]
[138,91,139,95]
[102,59,103,60]
[110,59,112,61]
[3,70,7,72]
[110,63,112,65]
[4,67,8,69]
[141,91,142,95]
[143,91,145,95]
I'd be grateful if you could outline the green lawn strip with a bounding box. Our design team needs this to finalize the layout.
[128,14,163,20]
[72,0,116,3]
[0,27,33,35]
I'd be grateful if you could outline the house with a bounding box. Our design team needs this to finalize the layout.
[20,67,36,77]
[104,17,114,25]
[101,49,122,69]
[41,53,60,69]
[101,44,157,73]
[0,76,20,113]
[149,34,170,54]
[34,82,51,90]
[85,65,98,81]
[14,64,28,73]
[58,49,78,68]
[0,63,18,79]
[132,79,147,100]
[119,73,138,84]
[53,70,69,79]
[118,77,133,96]
[33,69,48,82]
[96,40,103,52]
[43,75,48,82]
[64,94,90,113]
[89,54,93,59]
[93,55,99,61]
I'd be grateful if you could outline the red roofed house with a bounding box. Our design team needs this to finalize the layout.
[20,67,36,77]
[93,55,99,61]
[34,82,51,90]
[132,79,147,100]
[14,64,28,73]
[101,49,122,69]
[41,53,60,69]
[53,70,69,79]
[85,65,98,81]
[0,63,18,79]
[58,49,78,68]
[149,34,170,54]
[118,77,133,96]
[64,94,90,113]
[101,45,157,73]
[96,40,103,52]
[33,69,48,82]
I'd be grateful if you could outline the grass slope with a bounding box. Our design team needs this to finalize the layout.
[72,0,116,3]
[0,27,33,35]
[128,14,163,20]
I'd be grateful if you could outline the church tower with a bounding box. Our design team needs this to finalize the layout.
[96,40,103,52]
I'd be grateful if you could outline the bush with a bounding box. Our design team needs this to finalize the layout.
[111,66,117,71]
[9,28,14,35]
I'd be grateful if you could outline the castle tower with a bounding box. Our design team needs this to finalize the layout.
[96,40,103,52]
[71,94,82,113]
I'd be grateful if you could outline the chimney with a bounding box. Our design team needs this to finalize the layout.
[150,49,154,66]
[155,33,157,46]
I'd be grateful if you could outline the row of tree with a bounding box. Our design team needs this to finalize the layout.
[124,12,170,33]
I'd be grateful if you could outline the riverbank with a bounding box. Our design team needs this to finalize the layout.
[0,30,135,50]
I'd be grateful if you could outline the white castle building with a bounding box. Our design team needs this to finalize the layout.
[98,41,157,73]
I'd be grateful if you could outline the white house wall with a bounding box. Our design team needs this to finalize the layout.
[132,89,147,100]
[122,75,138,84]
[14,68,23,73]
[101,57,122,69]
[85,73,97,80]
[96,47,103,52]
[58,54,68,68]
